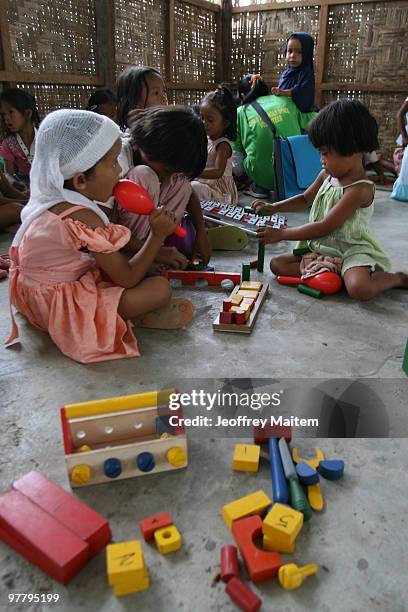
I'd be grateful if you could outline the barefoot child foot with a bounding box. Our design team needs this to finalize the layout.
[134,297,194,329]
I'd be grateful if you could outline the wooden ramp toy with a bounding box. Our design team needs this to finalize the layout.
[213,280,269,334]
[60,389,188,488]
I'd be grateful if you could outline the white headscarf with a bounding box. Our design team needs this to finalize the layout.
[13,109,121,246]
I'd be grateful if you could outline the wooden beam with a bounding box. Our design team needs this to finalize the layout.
[320,82,407,93]
[95,0,116,90]
[165,0,175,84]
[315,3,328,108]
[221,0,232,85]
[0,71,104,86]
[0,0,13,88]
[178,0,221,11]
[232,0,405,13]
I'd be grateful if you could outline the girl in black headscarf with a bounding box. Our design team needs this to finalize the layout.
[271,32,316,113]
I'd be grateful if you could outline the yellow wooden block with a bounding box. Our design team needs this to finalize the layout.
[263,534,295,554]
[113,571,149,596]
[107,540,146,586]
[240,281,262,291]
[64,388,175,418]
[262,503,303,546]
[236,290,259,300]
[231,293,243,306]
[232,444,260,472]
[70,464,91,485]
[154,525,181,554]
[223,490,271,528]
[308,483,324,511]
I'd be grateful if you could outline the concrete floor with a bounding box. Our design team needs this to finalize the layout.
[0,189,407,611]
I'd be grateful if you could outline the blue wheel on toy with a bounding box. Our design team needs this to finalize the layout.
[104,457,122,478]
[136,452,155,472]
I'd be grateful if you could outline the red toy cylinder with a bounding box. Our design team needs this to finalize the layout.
[225,577,262,612]
[277,272,342,295]
[220,544,239,583]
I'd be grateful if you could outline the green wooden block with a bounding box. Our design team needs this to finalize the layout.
[292,247,311,257]
[257,242,265,272]
[403,339,408,376]
[297,284,322,299]
[241,262,251,282]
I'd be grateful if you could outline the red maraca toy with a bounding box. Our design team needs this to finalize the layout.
[113,179,187,238]
[277,271,343,295]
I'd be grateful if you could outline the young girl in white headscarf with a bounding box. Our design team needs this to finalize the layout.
[7,109,193,363]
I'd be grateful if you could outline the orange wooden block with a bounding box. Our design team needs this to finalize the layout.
[139,512,173,541]
[220,311,236,324]
[232,515,282,582]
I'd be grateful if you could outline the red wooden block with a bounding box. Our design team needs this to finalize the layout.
[0,489,90,584]
[60,407,73,454]
[232,516,282,582]
[139,512,173,541]
[223,299,233,312]
[253,424,292,445]
[220,544,239,583]
[13,471,111,556]
[241,298,255,311]
[220,311,236,324]
[225,577,262,612]
[235,309,248,325]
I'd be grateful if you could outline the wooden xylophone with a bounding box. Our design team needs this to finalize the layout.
[200,200,286,236]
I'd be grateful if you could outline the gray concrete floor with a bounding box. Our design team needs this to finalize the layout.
[0,189,407,611]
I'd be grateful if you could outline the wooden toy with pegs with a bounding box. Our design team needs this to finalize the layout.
[60,389,188,488]
[213,280,269,334]
[161,269,240,287]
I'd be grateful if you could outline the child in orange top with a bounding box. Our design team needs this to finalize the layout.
[7,109,192,363]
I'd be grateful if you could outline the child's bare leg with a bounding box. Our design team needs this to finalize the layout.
[118,276,172,319]
[344,266,408,301]
[270,254,302,277]
[0,201,23,230]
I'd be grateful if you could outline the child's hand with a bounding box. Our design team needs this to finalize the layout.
[149,207,178,239]
[156,246,189,270]
[192,228,212,266]
[257,226,284,244]
[252,199,274,215]
[271,87,281,96]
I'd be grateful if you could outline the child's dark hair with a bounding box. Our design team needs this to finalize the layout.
[130,105,208,178]
[308,99,379,155]
[0,88,40,131]
[238,74,269,106]
[116,66,162,130]
[86,88,117,111]
[201,85,237,140]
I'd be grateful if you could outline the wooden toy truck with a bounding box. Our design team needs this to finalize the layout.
[60,389,187,488]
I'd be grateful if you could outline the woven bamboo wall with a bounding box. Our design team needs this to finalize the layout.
[15,83,95,118]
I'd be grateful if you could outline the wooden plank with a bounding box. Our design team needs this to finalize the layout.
[178,0,221,11]
[315,3,328,108]
[221,0,232,85]
[0,70,104,86]
[320,82,407,93]
[213,283,269,334]
[64,389,175,419]
[166,0,175,84]
[215,9,223,84]
[95,0,116,90]
[231,0,404,13]
[0,0,13,88]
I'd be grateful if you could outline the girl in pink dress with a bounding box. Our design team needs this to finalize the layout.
[7,110,193,363]
[191,86,238,205]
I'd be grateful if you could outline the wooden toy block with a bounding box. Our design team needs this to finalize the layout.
[257,242,265,272]
[241,262,251,282]
[307,484,324,512]
[223,299,233,312]
[235,309,250,324]
[213,283,269,334]
[236,289,259,299]
[232,515,282,582]
[253,424,292,444]
[223,490,271,528]
[403,339,408,375]
[268,438,289,504]
[161,270,241,286]
[220,545,239,583]
[61,391,188,487]
[231,293,243,305]
[262,503,303,547]
[140,512,173,541]
[241,297,255,311]
[232,444,260,472]
[107,540,148,587]
[0,489,90,585]
[225,576,262,612]
[296,461,320,485]
[263,534,295,554]
[318,459,344,480]
[278,562,318,591]
[240,281,262,291]
[291,447,325,470]
[154,525,181,554]
[220,311,236,324]
[278,437,297,480]
[12,471,111,555]
[113,571,149,596]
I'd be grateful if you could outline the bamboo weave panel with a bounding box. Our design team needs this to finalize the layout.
[167,89,209,106]
[173,1,217,83]
[6,0,97,75]
[16,83,94,118]
[325,2,408,85]
[115,0,166,75]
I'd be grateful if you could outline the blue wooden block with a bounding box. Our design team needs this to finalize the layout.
[104,457,122,478]
[318,459,344,481]
[137,452,156,472]
[296,461,320,485]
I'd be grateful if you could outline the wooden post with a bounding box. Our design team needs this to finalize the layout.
[222,0,232,86]
[165,0,176,85]
[315,3,328,108]
[0,0,14,87]
[95,0,116,90]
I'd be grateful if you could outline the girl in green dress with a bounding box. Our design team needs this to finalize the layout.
[253,99,408,300]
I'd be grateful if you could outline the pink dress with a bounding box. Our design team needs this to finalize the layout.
[8,206,140,363]
[192,137,238,205]
[0,134,33,178]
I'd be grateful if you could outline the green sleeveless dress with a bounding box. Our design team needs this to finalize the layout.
[296,177,391,276]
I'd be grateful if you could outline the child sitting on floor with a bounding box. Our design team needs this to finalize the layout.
[191,86,238,205]
[271,32,316,115]
[7,110,193,363]
[0,88,40,187]
[252,99,408,300]
[0,168,28,230]
[114,105,212,266]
